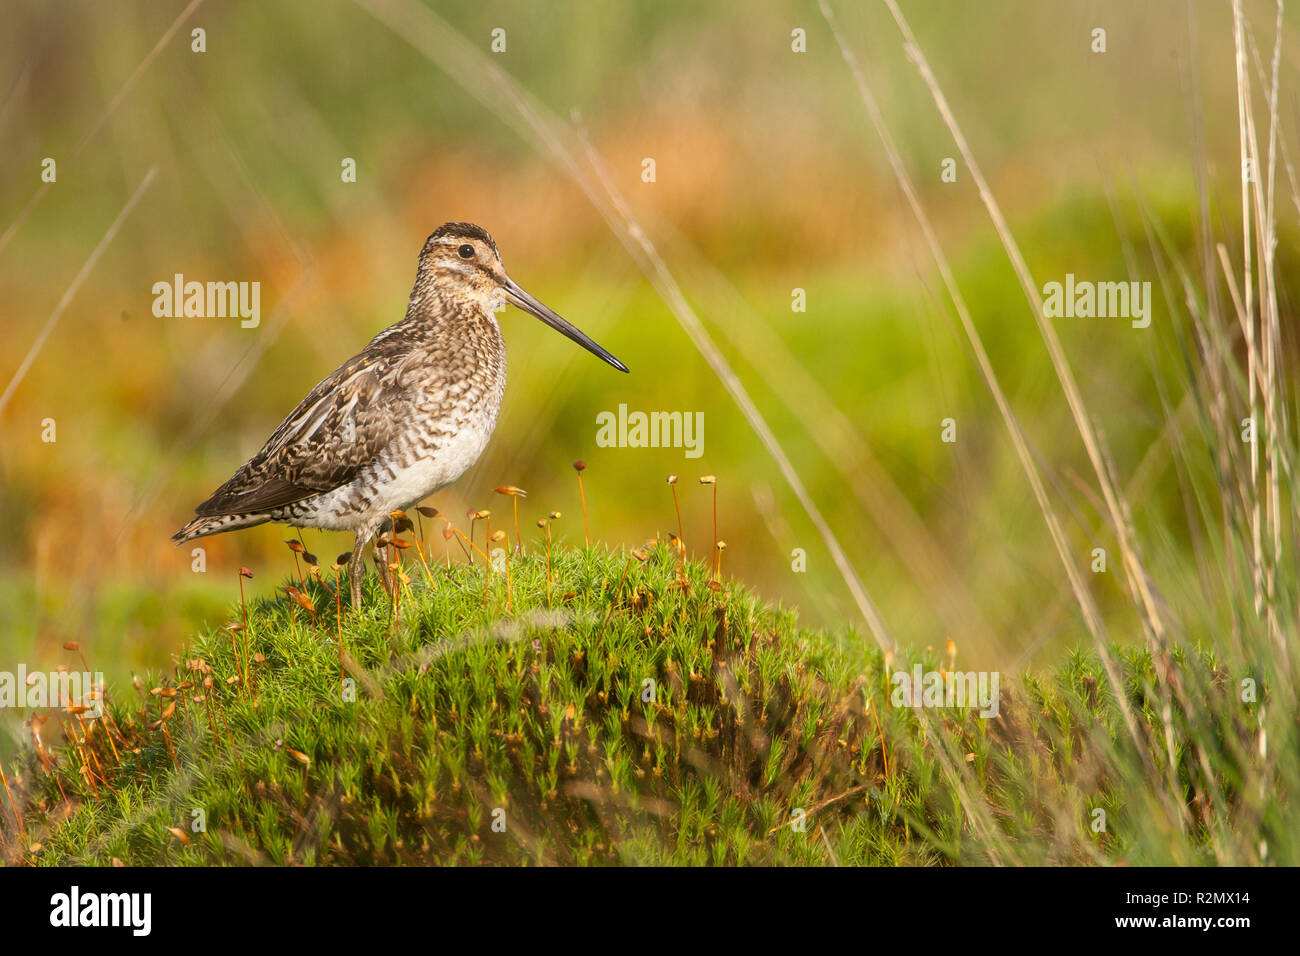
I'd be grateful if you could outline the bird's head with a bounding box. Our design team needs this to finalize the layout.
[417,222,628,373]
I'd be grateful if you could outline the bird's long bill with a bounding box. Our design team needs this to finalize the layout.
[503,277,628,372]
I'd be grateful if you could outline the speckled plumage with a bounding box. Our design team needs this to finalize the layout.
[173,222,626,607]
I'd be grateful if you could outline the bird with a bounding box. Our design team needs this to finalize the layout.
[172,222,628,608]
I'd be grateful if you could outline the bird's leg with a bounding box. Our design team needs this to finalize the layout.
[348,525,378,610]
[373,515,396,598]
[348,538,366,610]
[374,544,394,597]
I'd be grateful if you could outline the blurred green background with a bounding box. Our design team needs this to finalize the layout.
[1,0,1296,696]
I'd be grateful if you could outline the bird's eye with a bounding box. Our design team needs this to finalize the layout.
[457,244,475,259]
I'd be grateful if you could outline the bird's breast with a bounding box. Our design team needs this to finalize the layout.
[380,352,506,507]
[370,417,495,512]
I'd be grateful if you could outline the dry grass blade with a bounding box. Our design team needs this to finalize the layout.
[818,1,1161,770]
[878,0,1169,656]
[0,0,203,257]
[662,220,996,648]
[0,167,157,416]
[815,0,1165,843]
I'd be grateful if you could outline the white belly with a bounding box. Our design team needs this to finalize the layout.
[285,414,498,531]
[378,417,496,509]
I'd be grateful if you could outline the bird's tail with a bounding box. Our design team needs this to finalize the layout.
[171,512,269,544]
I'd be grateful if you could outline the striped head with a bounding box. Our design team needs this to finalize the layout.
[418,221,503,294]
[413,222,628,373]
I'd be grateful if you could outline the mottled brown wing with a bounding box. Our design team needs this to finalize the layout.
[193,338,416,517]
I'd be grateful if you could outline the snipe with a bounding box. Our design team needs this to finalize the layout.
[172,222,627,607]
